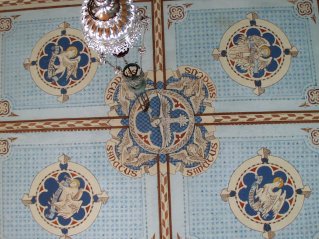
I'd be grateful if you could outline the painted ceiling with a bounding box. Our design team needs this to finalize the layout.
[0,0,318,239]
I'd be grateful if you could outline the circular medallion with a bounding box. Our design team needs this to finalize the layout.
[213,13,298,95]
[22,155,108,238]
[36,170,94,230]
[129,89,195,154]
[222,149,311,237]
[25,22,98,102]
[226,25,285,82]
[105,66,219,177]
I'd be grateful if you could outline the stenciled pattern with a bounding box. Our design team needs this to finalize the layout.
[105,66,219,177]
[0,99,18,117]
[299,87,319,107]
[307,88,319,105]
[0,137,16,156]
[167,3,193,29]
[0,139,10,156]
[297,0,313,16]
[24,22,98,103]
[302,128,319,147]
[289,0,317,23]
[153,0,164,72]
[159,172,171,239]
[22,154,108,239]
[0,2,317,239]
[213,12,298,96]
[0,18,12,32]
[0,100,11,116]
[221,148,311,239]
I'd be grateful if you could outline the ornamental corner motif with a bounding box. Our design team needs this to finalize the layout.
[0,15,20,33]
[167,3,193,29]
[137,6,148,19]
[302,128,319,147]
[0,99,18,117]
[299,87,319,107]
[289,0,317,23]
[0,137,17,156]
[307,88,319,105]
[310,129,319,146]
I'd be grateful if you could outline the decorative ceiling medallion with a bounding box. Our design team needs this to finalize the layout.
[129,89,195,154]
[213,13,298,96]
[105,66,219,177]
[22,154,108,239]
[221,148,311,239]
[24,22,98,103]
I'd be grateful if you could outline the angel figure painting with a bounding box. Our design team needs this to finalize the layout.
[46,177,83,219]
[47,45,81,83]
[229,35,272,75]
[171,127,209,164]
[117,130,156,168]
[168,75,205,113]
[117,81,136,115]
[249,175,286,219]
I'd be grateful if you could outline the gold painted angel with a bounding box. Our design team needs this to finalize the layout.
[168,76,205,113]
[229,35,272,75]
[117,81,136,114]
[117,130,156,167]
[170,127,208,164]
[48,46,81,82]
[52,178,83,219]
[249,176,286,218]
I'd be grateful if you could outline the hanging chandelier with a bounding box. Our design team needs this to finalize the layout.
[81,0,150,111]
[81,0,148,63]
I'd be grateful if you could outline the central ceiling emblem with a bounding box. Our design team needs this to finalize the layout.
[129,89,195,154]
[105,66,219,177]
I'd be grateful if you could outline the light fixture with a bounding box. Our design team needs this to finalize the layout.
[81,0,150,111]
[81,0,149,64]
[122,63,150,111]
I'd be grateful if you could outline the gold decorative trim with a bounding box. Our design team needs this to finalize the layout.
[198,111,319,125]
[0,111,319,133]
[0,117,125,133]
[157,158,172,239]
[0,0,81,12]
